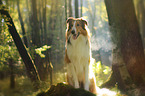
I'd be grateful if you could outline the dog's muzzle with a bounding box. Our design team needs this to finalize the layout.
[72,32,80,40]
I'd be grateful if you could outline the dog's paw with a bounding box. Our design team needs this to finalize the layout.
[85,84,89,91]
[75,82,80,88]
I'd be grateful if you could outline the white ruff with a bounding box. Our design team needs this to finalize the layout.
[67,34,91,90]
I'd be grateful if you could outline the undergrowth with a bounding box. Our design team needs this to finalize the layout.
[92,61,112,86]
[0,62,123,96]
[0,70,66,96]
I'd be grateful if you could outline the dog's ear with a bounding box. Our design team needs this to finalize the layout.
[81,18,88,26]
[80,18,88,30]
[67,17,74,23]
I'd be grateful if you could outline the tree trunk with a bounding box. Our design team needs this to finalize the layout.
[47,0,57,55]
[75,0,79,18]
[68,0,73,17]
[80,0,83,17]
[43,0,47,44]
[38,0,44,45]
[31,0,46,81]
[9,59,15,89]
[31,0,41,47]
[65,0,67,20]
[17,0,28,47]
[137,0,145,49]
[48,62,53,85]
[104,0,145,92]
[25,0,31,47]
[0,0,40,88]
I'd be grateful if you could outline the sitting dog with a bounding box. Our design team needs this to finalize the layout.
[65,17,97,94]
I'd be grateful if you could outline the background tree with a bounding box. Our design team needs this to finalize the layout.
[69,0,73,17]
[17,0,28,47]
[103,0,145,94]
[0,0,40,88]
[80,0,83,17]
[9,59,15,88]
[75,0,79,18]
[135,0,145,48]
[31,0,41,47]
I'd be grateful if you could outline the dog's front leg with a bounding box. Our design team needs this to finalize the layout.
[69,63,79,88]
[85,62,89,91]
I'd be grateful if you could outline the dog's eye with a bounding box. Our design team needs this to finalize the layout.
[77,24,79,26]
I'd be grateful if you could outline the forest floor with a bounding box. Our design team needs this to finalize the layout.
[0,77,122,96]
[0,70,66,96]
[0,76,40,96]
[0,67,123,96]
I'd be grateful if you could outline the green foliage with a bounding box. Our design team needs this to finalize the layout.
[92,61,111,86]
[0,15,20,71]
[35,45,51,58]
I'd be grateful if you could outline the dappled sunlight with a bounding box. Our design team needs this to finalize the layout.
[1,0,145,95]
[92,61,111,86]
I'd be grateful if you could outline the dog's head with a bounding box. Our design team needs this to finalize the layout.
[66,17,89,40]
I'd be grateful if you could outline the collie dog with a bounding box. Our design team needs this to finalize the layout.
[64,17,97,94]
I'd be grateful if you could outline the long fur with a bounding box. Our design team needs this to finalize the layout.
[64,17,97,94]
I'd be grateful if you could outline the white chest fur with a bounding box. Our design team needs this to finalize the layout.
[66,34,91,83]
[67,34,90,60]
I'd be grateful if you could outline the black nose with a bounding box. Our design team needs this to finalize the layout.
[71,30,75,34]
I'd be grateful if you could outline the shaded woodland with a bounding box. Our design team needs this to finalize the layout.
[0,0,145,96]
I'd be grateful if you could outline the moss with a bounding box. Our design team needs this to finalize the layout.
[37,83,96,96]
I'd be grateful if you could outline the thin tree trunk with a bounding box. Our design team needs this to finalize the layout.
[80,0,83,17]
[38,0,44,45]
[9,59,15,89]
[31,0,45,81]
[0,1,40,88]
[26,0,31,47]
[17,0,28,47]
[65,0,67,20]
[69,0,73,17]
[48,0,57,51]
[31,0,41,47]
[75,0,79,18]
[48,61,53,85]
[43,0,47,44]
